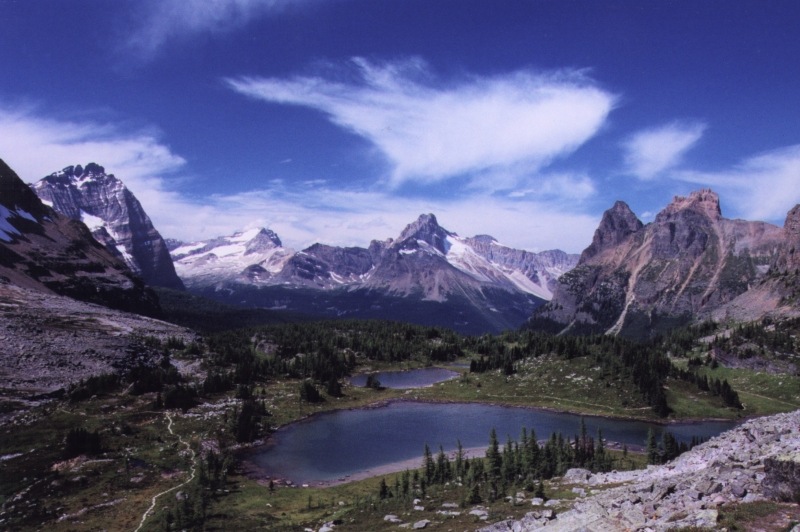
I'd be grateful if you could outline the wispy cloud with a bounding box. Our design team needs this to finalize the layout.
[623,121,706,179]
[199,183,599,253]
[124,0,313,60]
[0,105,597,252]
[676,144,800,222]
[507,173,596,202]
[0,106,185,188]
[226,58,616,188]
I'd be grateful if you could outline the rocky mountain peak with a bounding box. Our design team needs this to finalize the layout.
[656,188,722,223]
[536,190,788,338]
[245,228,282,254]
[580,200,643,262]
[1,158,161,315]
[31,164,184,290]
[397,213,452,254]
[44,163,116,188]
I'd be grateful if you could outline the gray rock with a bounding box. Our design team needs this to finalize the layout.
[412,519,430,529]
[562,468,592,483]
[480,409,800,532]
[731,483,748,498]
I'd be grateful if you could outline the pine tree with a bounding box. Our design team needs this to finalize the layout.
[486,428,502,482]
[423,444,435,484]
[646,428,659,465]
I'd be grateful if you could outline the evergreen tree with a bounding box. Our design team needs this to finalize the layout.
[486,428,502,482]
[423,444,435,484]
[646,428,659,465]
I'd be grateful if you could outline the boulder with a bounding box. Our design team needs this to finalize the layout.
[764,453,800,502]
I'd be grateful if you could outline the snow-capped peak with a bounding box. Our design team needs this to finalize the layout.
[170,227,293,287]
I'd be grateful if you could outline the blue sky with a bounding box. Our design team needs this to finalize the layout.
[1,0,799,252]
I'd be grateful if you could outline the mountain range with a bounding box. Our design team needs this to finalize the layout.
[169,213,578,334]
[5,157,800,337]
[532,189,800,338]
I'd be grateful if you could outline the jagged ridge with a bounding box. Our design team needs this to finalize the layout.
[0,158,161,316]
[533,189,792,338]
[31,164,184,290]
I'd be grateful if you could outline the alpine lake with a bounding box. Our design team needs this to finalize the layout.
[248,368,737,485]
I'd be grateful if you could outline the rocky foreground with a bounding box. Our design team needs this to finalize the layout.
[481,409,800,531]
[0,282,193,406]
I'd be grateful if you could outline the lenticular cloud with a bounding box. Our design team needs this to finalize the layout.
[226,59,616,187]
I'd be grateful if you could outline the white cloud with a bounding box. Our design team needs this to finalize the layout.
[623,121,706,180]
[0,106,185,189]
[676,144,800,223]
[507,173,596,202]
[0,106,597,253]
[196,183,599,253]
[125,0,310,59]
[226,59,616,188]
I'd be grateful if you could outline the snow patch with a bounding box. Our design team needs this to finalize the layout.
[0,205,25,242]
[171,242,207,257]
[115,244,135,265]
[80,210,106,230]
[15,208,36,223]
[231,228,262,243]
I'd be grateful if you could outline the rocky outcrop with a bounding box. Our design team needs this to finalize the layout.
[774,205,800,275]
[706,203,800,323]
[0,158,161,316]
[533,190,787,338]
[481,409,800,531]
[31,164,184,289]
[274,244,376,287]
[580,201,643,262]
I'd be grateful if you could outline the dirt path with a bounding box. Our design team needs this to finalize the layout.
[133,412,196,532]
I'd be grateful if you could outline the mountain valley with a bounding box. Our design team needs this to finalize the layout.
[1,158,799,531]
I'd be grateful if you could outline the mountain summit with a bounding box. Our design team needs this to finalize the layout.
[171,214,578,333]
[532,189,792,338]
[0,158,159,315]
[31,164,184,290]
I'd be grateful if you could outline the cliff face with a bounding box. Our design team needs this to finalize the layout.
[534,190,787,338]
[776,204,800,274]
[0,159,161,316]
[31,164,184,290]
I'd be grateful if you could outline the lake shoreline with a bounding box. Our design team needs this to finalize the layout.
[239,398,740,488]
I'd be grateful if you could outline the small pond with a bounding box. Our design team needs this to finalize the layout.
[349,367,460,389]
[248,401,737,484]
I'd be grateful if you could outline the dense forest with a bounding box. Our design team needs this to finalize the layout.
[196,319,751,419]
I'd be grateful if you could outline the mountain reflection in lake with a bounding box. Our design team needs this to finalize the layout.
[349,367,460,389]
[249,401,737,484]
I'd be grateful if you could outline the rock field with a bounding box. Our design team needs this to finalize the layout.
[481,409,800,531]
[0,282,193,404]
